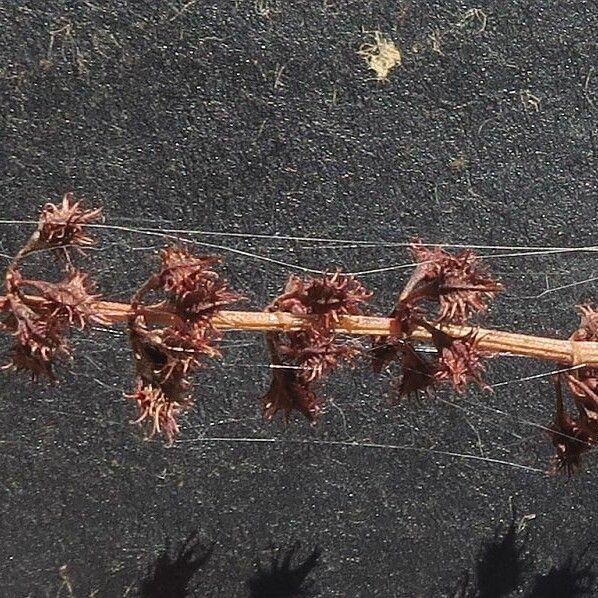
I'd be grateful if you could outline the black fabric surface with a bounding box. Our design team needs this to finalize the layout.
[0,1,597,596]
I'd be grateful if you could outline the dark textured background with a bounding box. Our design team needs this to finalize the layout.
[0,1,597,596]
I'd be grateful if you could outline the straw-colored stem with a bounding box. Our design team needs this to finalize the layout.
[39,298,598,367]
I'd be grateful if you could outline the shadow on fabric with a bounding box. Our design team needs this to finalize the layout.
[450,511,594,598]
[246,541,322,598]
[138,532,214,598]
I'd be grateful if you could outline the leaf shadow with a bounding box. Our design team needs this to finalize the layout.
[449,513,596,598]
[246,541,321,598]
[139,531,214,598]
[450,511,529,598]
[526,544,594,598]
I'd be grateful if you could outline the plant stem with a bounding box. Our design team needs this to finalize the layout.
[2,295,592,367]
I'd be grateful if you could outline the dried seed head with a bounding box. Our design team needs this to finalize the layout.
[547,375,598,476]
[429,329,490,394]
[37,192,103,253]
[1,293,71,381]
[277,329,359,383]
[261,272,371,422]
[260,332,322,423]
[125,246,242,443]
[126,382,193,446]
[259,328,352,422]
[1,265,106,380]
[401,240,503,324]
[21,269,108,330]
[565,306,598,423]
[549,402,592,476]
[138,246,242,321]
[129,318,220,405]
[269,271,372,330]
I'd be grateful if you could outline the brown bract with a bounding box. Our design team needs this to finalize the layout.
[370,336,404,374]
[370,302,425,375]
[397,343,437,399]
[261,366,321,423]
[548,376,594,476]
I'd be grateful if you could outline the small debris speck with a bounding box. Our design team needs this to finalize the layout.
[358,32,402,81]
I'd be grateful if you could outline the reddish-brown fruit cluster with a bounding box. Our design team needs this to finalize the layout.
[372,241,498,399]
[150,247,241,320]
[428,326,490,394]
[548,305,598,474]
[127,245,242,444]
[14,270,107,331]
[0,194,104,380]
[261,271,372,422]
[1,294,71,380]
[35,192,103,257]
[269,272,372,329]
[548,375,594,476]
[375,327,490,400]
[403,239,504,324]
[5,197,598,476]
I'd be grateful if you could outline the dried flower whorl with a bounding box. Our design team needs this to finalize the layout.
[33,192,103,257]
[1,195,104,380]
[404,240,504,324]
[546,306,598,474]
[260,271,372,422]
[126,245,243,443]
[372,242,499,400]
[548,375,595,476]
